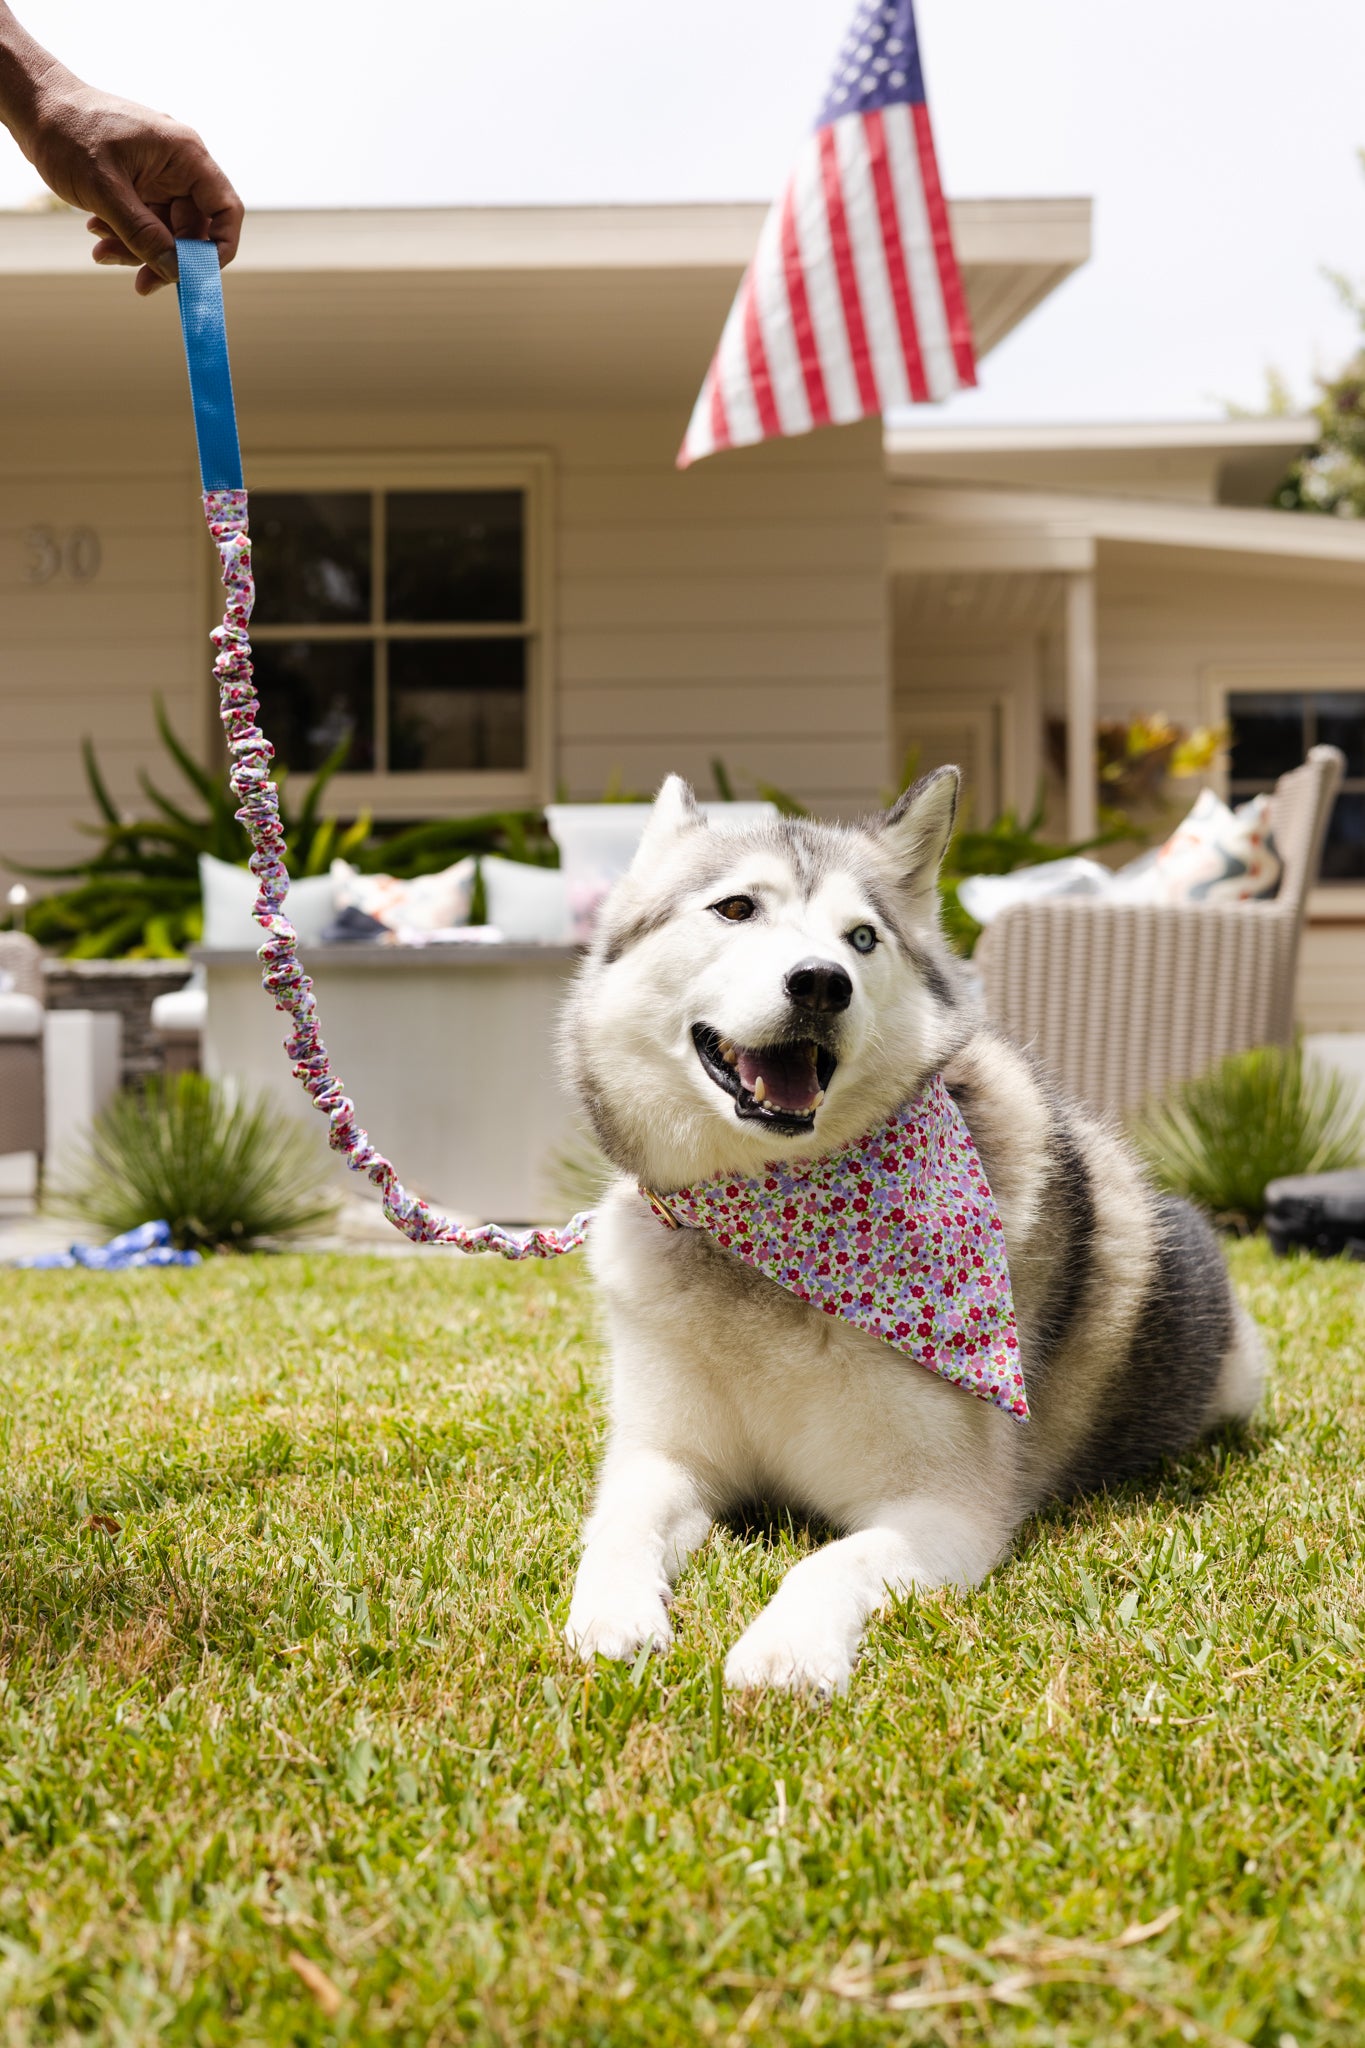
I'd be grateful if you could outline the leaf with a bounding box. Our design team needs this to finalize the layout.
[292,732,353,846]
[136,769,202,833]
[754,780,811,819]
[286,1952,344,2018]
[81,736,123,826]
[154,695,218,808]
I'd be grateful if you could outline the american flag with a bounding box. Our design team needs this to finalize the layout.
[678,0,976,467]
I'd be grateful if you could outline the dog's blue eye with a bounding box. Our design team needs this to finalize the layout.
[848,924,878,954]
[713,896,756,923]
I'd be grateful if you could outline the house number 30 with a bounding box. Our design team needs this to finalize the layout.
[23,526,102,584]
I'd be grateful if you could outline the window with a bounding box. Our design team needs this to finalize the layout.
[1228,690,1365,881]
[246,478,543,794]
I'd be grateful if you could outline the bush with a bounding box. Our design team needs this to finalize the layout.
[1133,1042,1365,1228]
[49,1073,340,1252]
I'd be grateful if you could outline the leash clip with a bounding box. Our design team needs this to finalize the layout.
[640,1186,683,1230]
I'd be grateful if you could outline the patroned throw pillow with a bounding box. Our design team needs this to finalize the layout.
[1152,788,1282,904]
[199,853,337,950]
[330,856,477,935]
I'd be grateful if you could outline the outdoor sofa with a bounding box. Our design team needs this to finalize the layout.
[975,745,1345,1118]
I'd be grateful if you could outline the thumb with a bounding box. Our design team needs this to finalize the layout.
[91,175,179,282]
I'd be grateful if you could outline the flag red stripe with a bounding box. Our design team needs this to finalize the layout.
[863,109,929,406]
[910,101,976,387]
[741,274,783,440]
[778,181,831,428]
[817,126,879,414]
[709,368,731,453]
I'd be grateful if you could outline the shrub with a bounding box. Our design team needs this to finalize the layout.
[49,1073,340,1252]
[1133,1042,1365,1228]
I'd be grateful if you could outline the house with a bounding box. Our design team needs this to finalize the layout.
[1,199,1360,1033]
[887,418,1365,1030]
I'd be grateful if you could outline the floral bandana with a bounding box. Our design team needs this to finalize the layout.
[643,1074,1028,1420]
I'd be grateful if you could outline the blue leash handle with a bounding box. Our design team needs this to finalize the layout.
[173,238,244,492]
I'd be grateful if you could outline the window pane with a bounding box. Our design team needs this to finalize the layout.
[251,493,371,625]
[1321,792,1365,881]
[388,640,526,772]
[386,491,523,623]
[1313,694,1365,777]
[1228,693,1307,784]
[251,641,375,772]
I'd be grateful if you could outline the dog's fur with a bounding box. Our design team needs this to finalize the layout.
[560,770,1265,1692]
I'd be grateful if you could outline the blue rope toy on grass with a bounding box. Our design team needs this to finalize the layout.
[173,238,591,1260]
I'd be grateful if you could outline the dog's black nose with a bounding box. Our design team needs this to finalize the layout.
[785,957,853,1014]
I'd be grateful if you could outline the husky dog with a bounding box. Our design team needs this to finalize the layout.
[560,770,1264,1693]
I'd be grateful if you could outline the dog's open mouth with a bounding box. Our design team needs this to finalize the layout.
[692,1024,838,1132]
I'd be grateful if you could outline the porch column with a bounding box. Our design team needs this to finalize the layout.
[1064,570,1098,842]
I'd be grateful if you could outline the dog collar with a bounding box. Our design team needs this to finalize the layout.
[641,1073,1027,1420]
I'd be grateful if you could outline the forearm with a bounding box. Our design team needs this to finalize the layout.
[0,5,72,157]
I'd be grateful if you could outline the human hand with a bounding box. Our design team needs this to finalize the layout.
[22,72,241,295]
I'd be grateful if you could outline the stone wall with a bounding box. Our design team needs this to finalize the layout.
[42,959,193,1088]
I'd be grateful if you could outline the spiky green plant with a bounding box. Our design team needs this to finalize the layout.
[5,699,561,960]
[48,1073,340,1251]
[1134,1042,1365,1229]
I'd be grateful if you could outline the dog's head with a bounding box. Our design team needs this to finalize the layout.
[562,769,969,1190]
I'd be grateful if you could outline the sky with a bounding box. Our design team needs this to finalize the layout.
[3,0,1364,424]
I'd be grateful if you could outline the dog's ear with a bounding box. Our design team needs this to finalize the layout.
[877,767,959,905]
[628,774,704,876]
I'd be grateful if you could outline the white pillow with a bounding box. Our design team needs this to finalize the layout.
[199,853,337,950]
[330,856,476,934]
[957,856,1114,928]
[0,991,43,1039]
[1152,789,1281,904]
[479,856,572,943]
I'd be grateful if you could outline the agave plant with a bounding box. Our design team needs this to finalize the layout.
[48,1072,340,1251]
[1134,1042,1365,1229]
[5,699,558,959]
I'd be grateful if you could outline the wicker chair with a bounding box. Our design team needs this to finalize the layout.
[0,932,46,1163]
[974,745,1346,1118]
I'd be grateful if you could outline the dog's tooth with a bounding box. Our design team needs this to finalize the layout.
[812,1090,824,1108]
[753,1076,767,1104]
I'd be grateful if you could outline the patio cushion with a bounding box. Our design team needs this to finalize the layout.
[150,985,208,1035]
[479,857,572,943]
[199,853,337,950]
[0,991,43,1038]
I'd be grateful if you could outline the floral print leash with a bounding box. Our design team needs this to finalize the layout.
[173,242,1026,1419]
[175,238,591,1259]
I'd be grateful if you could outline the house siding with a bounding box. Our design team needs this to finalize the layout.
[0,463,204,871]
[0,409,891,873]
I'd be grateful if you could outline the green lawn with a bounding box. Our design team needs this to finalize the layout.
[0,1240,1362,2046]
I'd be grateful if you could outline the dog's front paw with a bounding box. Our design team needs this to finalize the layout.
[724,1603,855,1696]
[565,1574,672,1663]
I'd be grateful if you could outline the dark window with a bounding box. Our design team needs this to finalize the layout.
[247,488,529,776]
[389,641,526,772]
[1228,690,1365,881]
[386,491,522,623]
[251,641,374,772]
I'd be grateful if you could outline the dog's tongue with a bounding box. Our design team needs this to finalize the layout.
[736,1040,820,1113]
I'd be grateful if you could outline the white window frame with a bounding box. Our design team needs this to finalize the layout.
[230,451,554,817]
[1203,661,1365,916]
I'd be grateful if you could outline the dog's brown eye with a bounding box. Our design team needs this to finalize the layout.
[712,895,756,923]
